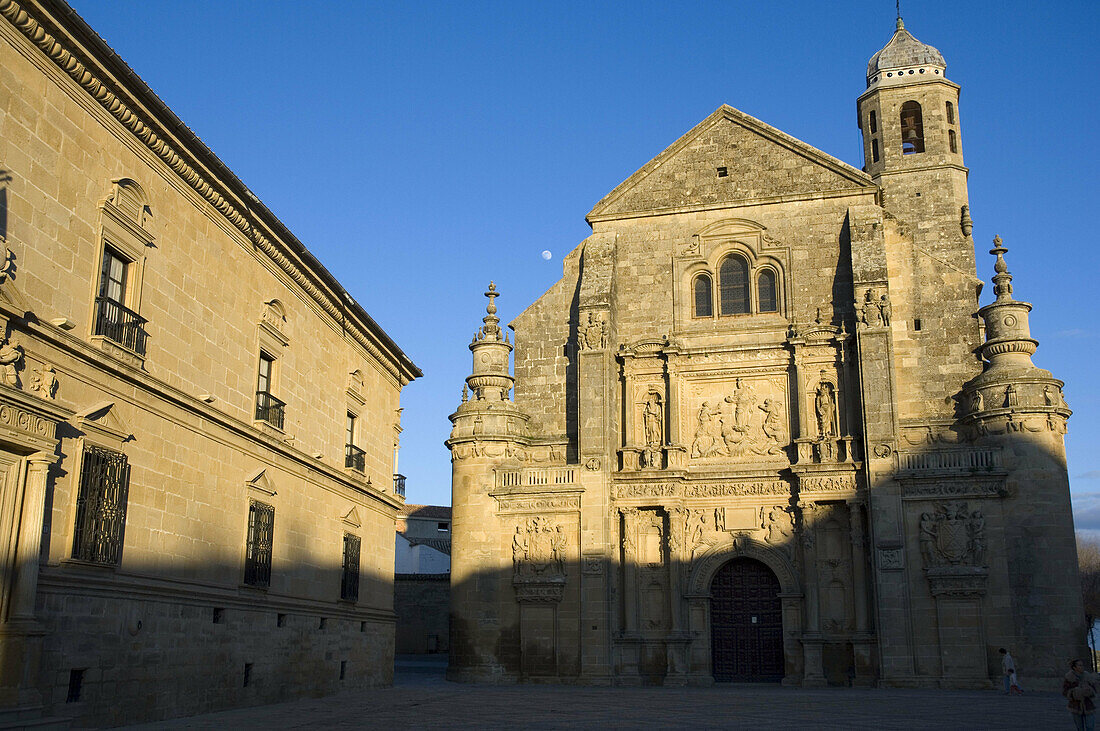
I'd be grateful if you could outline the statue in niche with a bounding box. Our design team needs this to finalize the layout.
[1004,384,1018,408]
[714,507,726,532]
[764,506,793,546]
[970,389,983,413]
[552,525,567,574]
[641,393,663,468]
[918,512,936,566]
[1044,385,1064,407]
[512,526,525,571]
[815,381,837,438]
[582,312,606,350]
[878,292,892,326]
[0,336,22,388]
[758,398,784,455]
[30,364,57,400]
[816,437,836,462]
[690,401,726,458]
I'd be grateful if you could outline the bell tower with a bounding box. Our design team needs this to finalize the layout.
[857,16,970,272]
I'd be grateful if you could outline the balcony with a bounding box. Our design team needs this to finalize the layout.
[254,391,285,430]
[94,296,148,356]
[345,444,365,472]
[393,474,406,498]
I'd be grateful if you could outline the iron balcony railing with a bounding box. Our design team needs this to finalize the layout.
[393,474,406,498]
[94,296,148,356]
[345,444,366,472]
[255,391,285,430]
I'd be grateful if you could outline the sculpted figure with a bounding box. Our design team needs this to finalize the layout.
[765,506,792,546]
[691,511,707,545]
[552,525,567,574]
[31,364,57,400]
[642,394,663,469]
[512,526,526,575]
[815,382,837,438]
[691,401,724,458]
[758,398,784,455]
[859,289,875,326]
[0,337,21,388]
[1004,384,1018,408]
[968,510,986,565]
[583,312,604,350]
[878,292,891,326]
[970,389,983,412]
[919,512,936,567]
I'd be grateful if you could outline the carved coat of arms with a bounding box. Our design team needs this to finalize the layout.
[919,501,986,569]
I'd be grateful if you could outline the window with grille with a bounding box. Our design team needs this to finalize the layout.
[72,445,130,565]
[254,353,284,429]
[244,501,275,587]
[719,255,750,316]
[692,273,713,318]
[757,270,778,313]
[341,533,361,601]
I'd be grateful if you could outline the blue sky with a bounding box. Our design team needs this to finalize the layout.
[68,1,1099,514]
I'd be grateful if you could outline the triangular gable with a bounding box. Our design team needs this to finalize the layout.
[75,401,133,445]
[245,468,277,496]
[341,507,362,528]
[588,105,873,221]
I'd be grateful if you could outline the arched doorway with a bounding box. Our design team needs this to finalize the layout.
[710,557,784,682]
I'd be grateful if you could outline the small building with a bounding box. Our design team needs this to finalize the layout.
[0,0,420,725]
[395,505,451,654]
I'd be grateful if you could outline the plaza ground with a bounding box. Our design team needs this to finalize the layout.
[124,656,1072,729]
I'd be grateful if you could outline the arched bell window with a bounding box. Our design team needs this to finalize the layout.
[693,273,713,318]
[757,269,778,313]
[718,255,750,316]
[900,101,925,154]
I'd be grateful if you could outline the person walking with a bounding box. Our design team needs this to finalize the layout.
[1063,658,1098,731]
[999,648,1023,695]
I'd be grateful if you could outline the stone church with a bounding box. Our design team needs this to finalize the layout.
[447,18,1084,689]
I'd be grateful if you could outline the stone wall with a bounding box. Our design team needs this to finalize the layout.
[394,574,450,654]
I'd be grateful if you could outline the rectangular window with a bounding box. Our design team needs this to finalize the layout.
[244,501,275,587]
[946,101,955,124]
[869,110,878,134]
[437,522,449,533]
[72,445,130,565]
[871,138,880,163]
[341,532,361,602]
[94,246,147,355]
[345,412,365,471]
[254,353,285,429]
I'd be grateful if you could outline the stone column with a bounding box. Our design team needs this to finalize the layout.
[664,507,689,686]
[848,500,876,685]
[8,453,54,623]
[800,502,826,686]
[620,508,639,633]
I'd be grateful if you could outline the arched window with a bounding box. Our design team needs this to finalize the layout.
[693,273,713,318]
[945,101,955,124]
[949,129,958,154]
[757,270,778,313]
[868,110,878,134]
[900,101,925,154]
[719,255,750,315]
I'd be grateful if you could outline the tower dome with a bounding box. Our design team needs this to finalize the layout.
[866,18,946,88]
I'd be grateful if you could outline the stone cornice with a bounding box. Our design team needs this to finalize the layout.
[0,0,420,385]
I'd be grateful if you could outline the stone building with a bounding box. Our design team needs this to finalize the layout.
[394,504,451,654]
[0,0,419,725]
[447,18,1083,689]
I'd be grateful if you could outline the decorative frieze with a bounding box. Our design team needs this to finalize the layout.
[494,494,581,514]
[798,474,857,494]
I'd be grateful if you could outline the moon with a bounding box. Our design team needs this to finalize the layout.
[541,250,552,261]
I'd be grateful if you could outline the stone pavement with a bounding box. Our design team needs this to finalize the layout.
[128,657,1069,730]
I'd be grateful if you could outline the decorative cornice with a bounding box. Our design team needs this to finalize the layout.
[0,0,420,385]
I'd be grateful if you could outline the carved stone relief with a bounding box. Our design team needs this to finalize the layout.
[857,288,890,328]
[918,502,986,569]
[30,364,57,400]
[686,376,788,461]
[0,336,22,388]
[512,517,568,579]
[579,311,607,350]
[640,390,663,469]
[763,505,794,546]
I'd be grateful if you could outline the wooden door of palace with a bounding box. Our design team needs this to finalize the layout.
[710,557,784,682]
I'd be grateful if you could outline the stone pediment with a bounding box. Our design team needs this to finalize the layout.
[75,401,133,447]
[587,105,873,222]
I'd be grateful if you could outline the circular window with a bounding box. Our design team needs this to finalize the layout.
[919,68,925,74]
[887,72,893,77]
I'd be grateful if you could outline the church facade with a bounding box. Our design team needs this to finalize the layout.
[447,19,1084,689]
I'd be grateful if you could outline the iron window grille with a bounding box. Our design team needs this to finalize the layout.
[244,500,275,587]
[341,533,361,602]
[345,444,366,471]
[255,391,285,430]
[93,296,148,356]
[72,445,130,565]
[393,474,406,498]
